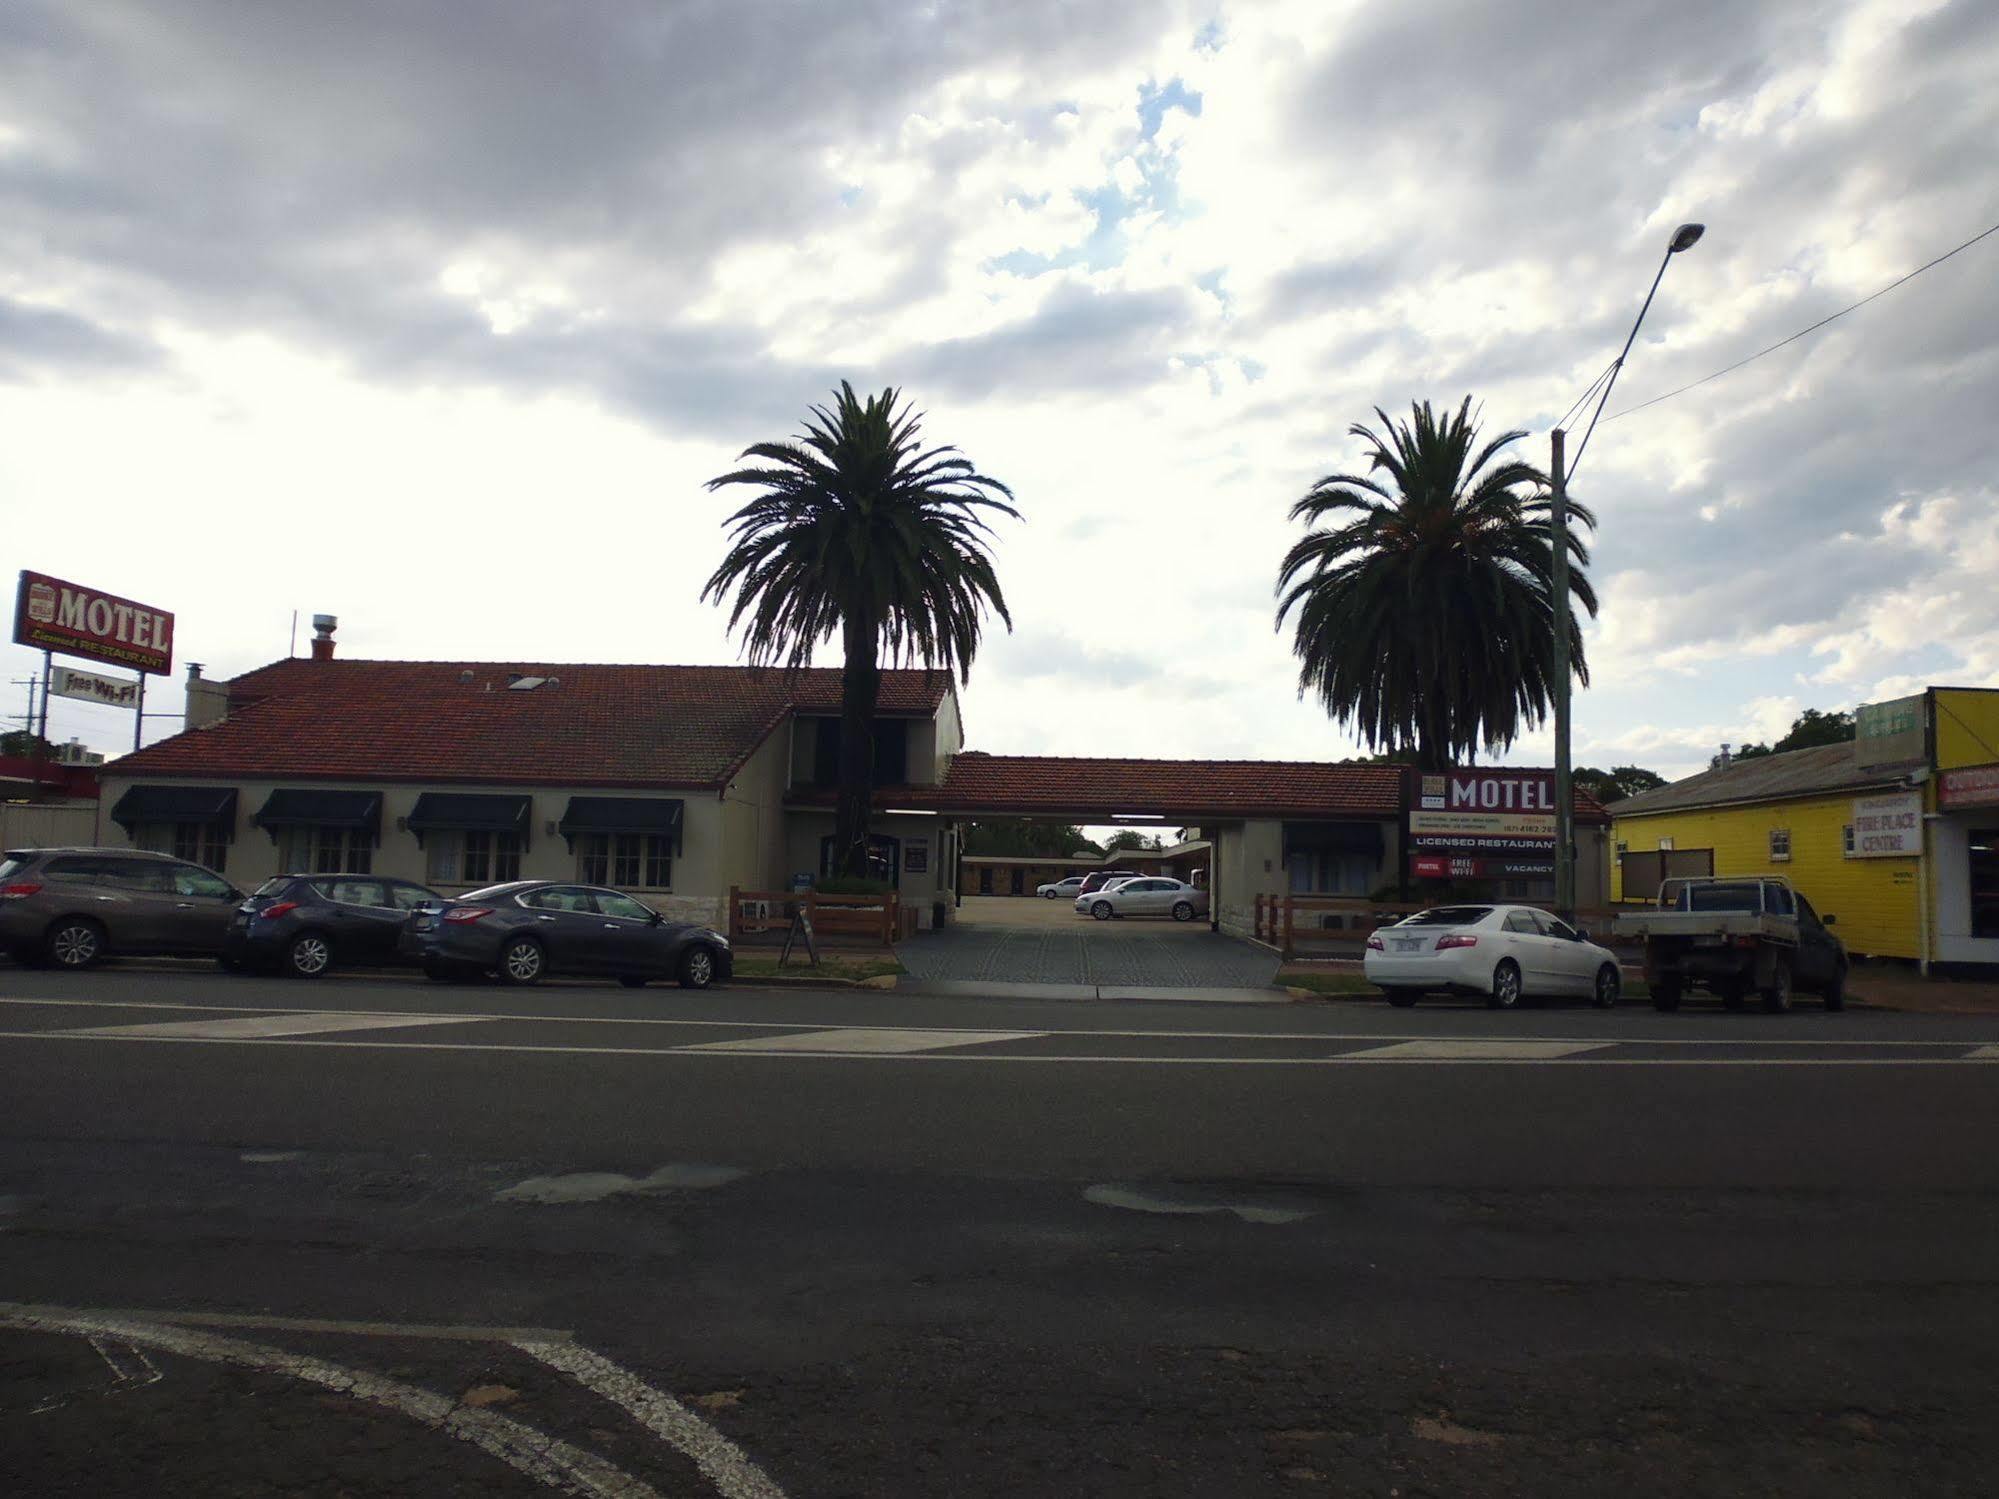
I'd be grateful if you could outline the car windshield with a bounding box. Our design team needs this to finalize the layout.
[253,878,292,897]
[1401,906,1493,926]
[1684,883,1769,912]
[0,855,26,882]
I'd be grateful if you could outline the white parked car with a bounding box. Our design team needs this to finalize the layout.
[1037,876,1088,899]
[1076,877,1208,923]
[1363,903,1621,1010]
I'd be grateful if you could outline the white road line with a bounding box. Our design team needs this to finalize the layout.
[60,1011,492,1040]
[2,994,1986,1047]
[0,1027,1990,1063]
[683,1025,1046,1055]
[0,1307,659,1498]
[1343,1040,1613,1061]
[519,1340,789,1499]
[0,1303,573,1343]
[1967,1044,1999,1060]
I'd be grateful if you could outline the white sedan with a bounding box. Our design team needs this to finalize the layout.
[1037,876,1088,899]
[1363,903,1621,1009]
[1076,877,1208,923]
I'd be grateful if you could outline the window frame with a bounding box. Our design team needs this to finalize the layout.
[1768,827,1792,863]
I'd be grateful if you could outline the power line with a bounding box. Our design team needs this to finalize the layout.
[1605,218,1999,422]
[1555,358,1618,434]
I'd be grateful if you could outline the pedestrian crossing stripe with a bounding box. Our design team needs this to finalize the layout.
[62,1012,486,1040]
[1340,1040,1613,1061]
[682,1026,1047,1055]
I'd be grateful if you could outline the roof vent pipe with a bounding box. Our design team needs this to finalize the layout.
[310,614,338,662]
[1717,743,1733,770]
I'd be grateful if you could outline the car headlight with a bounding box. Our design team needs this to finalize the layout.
[704,929,731,949]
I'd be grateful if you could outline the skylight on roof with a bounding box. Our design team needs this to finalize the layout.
[507,675,547,691]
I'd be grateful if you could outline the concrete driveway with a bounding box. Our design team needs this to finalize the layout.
[902,897,1278,988]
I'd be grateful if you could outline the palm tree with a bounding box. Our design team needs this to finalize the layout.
[1274,396,1596,771]
[703,383,1018,879]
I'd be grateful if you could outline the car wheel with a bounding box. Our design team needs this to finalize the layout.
[1651,978,1683,1012]
[1043,889,1058,899]
[1487,959,1522,1010]
[679,946,716,990]
[497,937,545,986]
[618,975,649,989]
[1760,957,1793,1014]
[1823,963,1847,1012]
[1171,901,1195,922]
[286,932,332,979]
[1592,964,1620,1009]
[1384,988,1420,1008]
[1091,901,1113,921]
[46,918,105,970]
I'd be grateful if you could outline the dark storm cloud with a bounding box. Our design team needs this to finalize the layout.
[0,297,159,381]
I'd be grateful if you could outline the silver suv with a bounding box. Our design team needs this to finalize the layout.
[0,847,247,969]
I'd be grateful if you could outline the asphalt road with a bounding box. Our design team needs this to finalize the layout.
[5,963,1999,1496]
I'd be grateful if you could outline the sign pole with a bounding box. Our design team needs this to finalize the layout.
[133,672,146,753]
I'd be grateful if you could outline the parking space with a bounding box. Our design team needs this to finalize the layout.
[903,903,1278,989]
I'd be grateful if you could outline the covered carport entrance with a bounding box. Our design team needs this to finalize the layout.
[829,752,1409,990]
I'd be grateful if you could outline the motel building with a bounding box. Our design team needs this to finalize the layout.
[92,620,1611,937]
[1610,687,1999,969]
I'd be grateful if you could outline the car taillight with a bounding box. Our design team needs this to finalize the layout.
[260,901,300,920]
[1365,934,1385,951]
[1,882,43,900]
[1732,934,1758,949]
[443,907,493,923]
[1436,933,1479,950]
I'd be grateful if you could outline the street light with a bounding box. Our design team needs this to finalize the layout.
[1550,222,1704,922]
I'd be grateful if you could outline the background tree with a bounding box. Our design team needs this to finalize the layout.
[1101,829,1165,854]
[0,730,54,758]
[704,383,1018,878]
[1710,708,1856,769]
[962,819,1100,859]
[1574,764,1668,804]
[1276,397,1596,771]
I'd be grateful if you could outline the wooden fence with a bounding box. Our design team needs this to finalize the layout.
[727,887,916,948]
[1252,895,1641,960]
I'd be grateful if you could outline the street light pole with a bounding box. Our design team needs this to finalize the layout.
[1551,427,1574,923]
[1551,222,1704,924]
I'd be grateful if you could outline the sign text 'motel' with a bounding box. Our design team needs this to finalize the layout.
[1408,769,1557,866]
[13,570,175,676]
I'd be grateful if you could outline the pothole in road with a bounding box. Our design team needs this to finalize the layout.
[1083,1183,1317,1225]
[494,1163,747,1204]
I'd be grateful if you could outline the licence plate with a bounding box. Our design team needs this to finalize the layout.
[1393,939,1421,952]
[1694,935,1727,947]
[414,917,434,931]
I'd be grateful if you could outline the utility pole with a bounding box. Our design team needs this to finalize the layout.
[1551,428,1575,924]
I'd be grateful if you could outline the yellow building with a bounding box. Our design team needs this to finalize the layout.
[1612,688,1999,969]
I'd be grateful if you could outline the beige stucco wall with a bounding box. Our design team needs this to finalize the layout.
[1213,819,1285,939]
[94,773,725,926]
[720,727,791,898]
[783,809,950,910]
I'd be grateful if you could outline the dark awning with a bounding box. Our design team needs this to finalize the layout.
[1283,820,1387,857]
[406,792,532,837]
[111,784,238,833]
[252,788,382,832]
[557,796,684,840]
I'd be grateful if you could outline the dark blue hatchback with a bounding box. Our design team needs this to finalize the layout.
[224,874,442,978]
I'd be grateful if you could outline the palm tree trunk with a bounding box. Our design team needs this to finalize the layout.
[834,614,881,880]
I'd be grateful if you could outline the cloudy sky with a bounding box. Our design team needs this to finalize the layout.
[4,0,1995,784]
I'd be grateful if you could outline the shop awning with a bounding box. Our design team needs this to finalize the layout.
[1283,820,1387,857]
[110,784,238,833]
[557,796,684,841]
[406,792,532,839]
[252,788,382,832]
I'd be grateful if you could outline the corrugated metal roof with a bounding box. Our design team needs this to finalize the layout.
[1611,740,1904,817]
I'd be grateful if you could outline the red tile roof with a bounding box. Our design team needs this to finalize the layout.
[107,658,955,789]
[791,752,1609,822]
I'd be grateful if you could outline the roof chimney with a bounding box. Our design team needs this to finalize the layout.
[310,614,338,662]
[1717,743,1733,770]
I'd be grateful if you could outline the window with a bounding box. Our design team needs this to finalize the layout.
[133,822,229,874]
[1657,838,1675,851]
[595,892,653,922]
[278,825,372,874]
[1503,910,1540,934]
[1842,824,1855,857]
[319,879,388,908]
[1970,830,1999,940]
[806,716,910,787]
[1768,828,1791,863]
[169,863,234,899]
[523,886,594,912]
[389,883,434,911]
[461,830,521,885]
[576,832,671,888]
